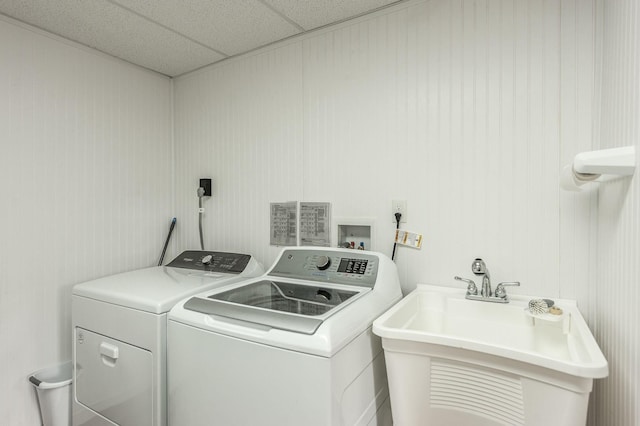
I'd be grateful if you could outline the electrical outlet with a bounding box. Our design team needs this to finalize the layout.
[199,178,212,196]
[391,200,407,223]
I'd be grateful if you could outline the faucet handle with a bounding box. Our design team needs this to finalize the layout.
[455,276,478,296]
[494,281,521,299]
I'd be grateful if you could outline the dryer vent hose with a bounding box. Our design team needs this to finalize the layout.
[158,217,177,266]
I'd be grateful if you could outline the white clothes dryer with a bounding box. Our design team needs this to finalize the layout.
[72,251,263,426]
[167,247,402,426]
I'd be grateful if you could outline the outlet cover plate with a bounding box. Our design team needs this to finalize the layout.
[391,200,407,223]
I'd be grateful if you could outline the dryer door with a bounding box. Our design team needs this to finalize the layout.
[75,327,153,426]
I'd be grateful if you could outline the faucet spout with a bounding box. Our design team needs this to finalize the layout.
[481,272,491,297]
[471,258,491,297]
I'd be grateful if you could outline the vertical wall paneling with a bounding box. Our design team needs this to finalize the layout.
[558,0,598,304]
[589,0,640,424]
[173,42,304,263]
[173,0,595,297]
[0,17,172,425]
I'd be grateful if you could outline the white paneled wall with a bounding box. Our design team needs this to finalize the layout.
[174,0,595,296]
[559,0,599,307]
[0,17,172,425]
[589,0,640,424]
[173,42,305,264]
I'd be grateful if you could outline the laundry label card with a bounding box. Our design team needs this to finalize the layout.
[394,230,423,249]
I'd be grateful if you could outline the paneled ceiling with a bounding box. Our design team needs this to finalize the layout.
[0,0,403,77]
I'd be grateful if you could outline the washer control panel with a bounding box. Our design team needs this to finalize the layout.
[270,249,379,287]
[167,250,252,274]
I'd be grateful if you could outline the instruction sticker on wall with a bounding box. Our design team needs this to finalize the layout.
[394,230,423,249]
[300,202,331,247]
[270,202,297,246]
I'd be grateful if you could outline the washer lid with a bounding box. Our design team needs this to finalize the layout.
[184,280,368,334]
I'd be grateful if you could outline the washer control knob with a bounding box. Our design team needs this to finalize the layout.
[315,255,331,270]
[202,255,213,265]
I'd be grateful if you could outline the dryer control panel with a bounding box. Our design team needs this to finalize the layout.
[269,249,379,287]
[167,250,252,274]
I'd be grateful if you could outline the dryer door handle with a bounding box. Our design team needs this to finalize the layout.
[100,342,119,367]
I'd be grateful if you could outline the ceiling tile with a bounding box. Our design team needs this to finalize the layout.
[0,0,225,76]
[111,0,302,56]
[0,0,405,76]
[263,0,400,31]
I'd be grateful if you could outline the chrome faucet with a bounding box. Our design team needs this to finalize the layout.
[471,258,491,297]
[455,258,520,303]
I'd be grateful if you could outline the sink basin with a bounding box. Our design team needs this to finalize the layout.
[374,284,607,378]
[373,284,608,426]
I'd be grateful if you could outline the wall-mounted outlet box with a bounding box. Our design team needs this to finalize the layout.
[391,200,407,223]
[199,178,212,196]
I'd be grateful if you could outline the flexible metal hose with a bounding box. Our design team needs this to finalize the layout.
[197,187,205,250]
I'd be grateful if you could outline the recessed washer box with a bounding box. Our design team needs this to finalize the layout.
[335,217,374,250]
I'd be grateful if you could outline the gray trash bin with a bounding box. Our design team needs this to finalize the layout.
[28,361,72,426]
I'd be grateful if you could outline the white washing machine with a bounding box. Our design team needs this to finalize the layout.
[167,247,402,426]
[72,250,263,426]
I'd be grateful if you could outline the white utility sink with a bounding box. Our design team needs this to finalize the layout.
[373,284,608,426]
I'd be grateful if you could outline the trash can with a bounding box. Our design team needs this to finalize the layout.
[28,361,72,426]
